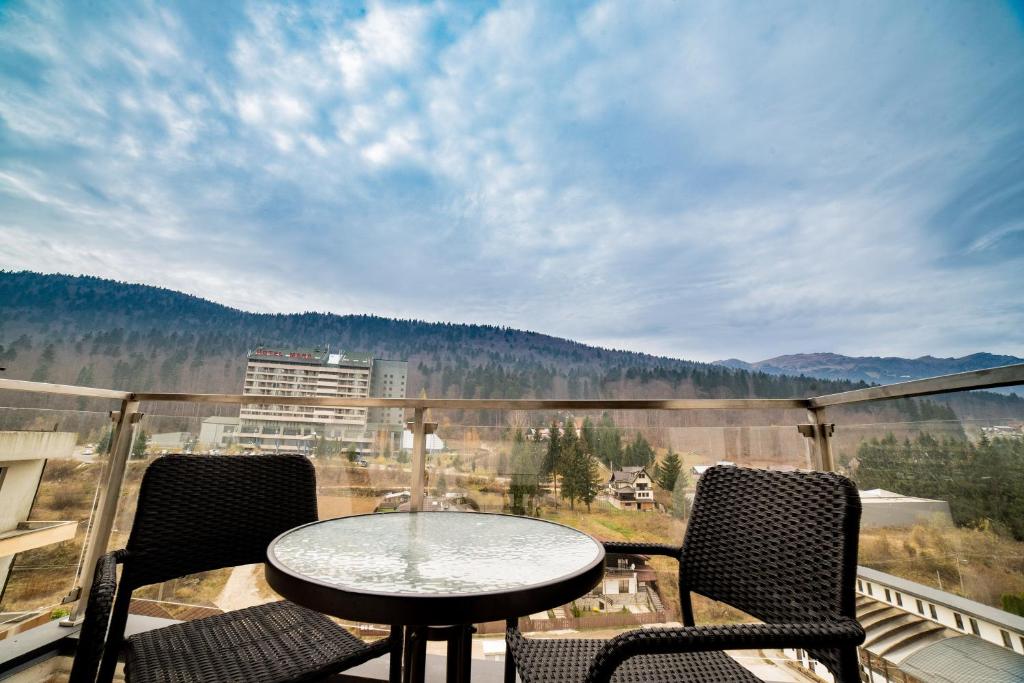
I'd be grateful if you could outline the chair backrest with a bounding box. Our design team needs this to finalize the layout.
[681,464,860,619]
[120,454,318,589]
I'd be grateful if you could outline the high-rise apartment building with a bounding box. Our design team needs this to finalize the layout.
[238,346,404,453]
[368,358,408,428]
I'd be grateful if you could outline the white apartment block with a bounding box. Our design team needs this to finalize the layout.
[368,358,408,428]
[239,347,379,453]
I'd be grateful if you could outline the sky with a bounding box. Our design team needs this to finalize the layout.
[1,1,1022,363]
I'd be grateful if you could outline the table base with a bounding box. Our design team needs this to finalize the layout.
[394,624,477,683]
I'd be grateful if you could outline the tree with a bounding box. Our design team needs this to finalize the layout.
[671,481,688,519]
[435,470,448,496]
[98,428,113,455]
[346,445,359,462]
[542,420,560,483]
[580,417,596,456]
[595,413,623,468]
[559,421,584,510]
[623,432,655,468]
[655,449,683,491]
[130,429,148,459]
[579,453,603,512]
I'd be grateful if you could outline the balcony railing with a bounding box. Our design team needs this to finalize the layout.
[0,362,1022,680]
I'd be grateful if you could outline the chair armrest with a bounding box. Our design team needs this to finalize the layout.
[585,619,864,683]
[601,541,682,558]
[68,551,124,683]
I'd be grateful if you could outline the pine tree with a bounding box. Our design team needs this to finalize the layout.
[560,421,581,510]
[543,419,561,490]
[655,449,682,491]
[130,429,148,459]
[580,453,602,512]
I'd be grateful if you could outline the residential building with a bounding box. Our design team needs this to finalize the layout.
[368,359,408,428]
[239,346,375,453]
[198,416,240,450]
[579,553,664,615]
[607,466,655,511]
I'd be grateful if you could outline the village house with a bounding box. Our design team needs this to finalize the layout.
[607,466,656,511]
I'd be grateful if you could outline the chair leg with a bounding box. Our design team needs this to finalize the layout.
[504,618,517,683]
[389,625,404,683]
[97,587,132,683]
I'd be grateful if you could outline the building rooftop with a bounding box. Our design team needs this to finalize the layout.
[860,566,1024,634]
[901,635,1024,683]
[860,488,949,505]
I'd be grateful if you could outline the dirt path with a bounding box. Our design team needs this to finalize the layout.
[213,564,264,612]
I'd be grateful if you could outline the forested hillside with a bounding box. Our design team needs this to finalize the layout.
[0,271,1019,424]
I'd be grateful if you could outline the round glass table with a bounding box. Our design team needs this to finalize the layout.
[265,511,605,683]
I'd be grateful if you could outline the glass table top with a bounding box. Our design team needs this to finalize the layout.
[270,512,603,595]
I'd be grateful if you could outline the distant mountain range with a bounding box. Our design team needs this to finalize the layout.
[0,272,1020,425]
[714,352,1023,386]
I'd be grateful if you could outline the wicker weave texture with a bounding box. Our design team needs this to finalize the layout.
[507,465,864,683]
[68,551,121,683]
[506,629,758,683]
[71,454,390,683]
[122,454,319,589]
[124,599,389,683]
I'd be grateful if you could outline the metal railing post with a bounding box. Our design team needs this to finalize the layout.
[798,409,836,472]
[62,399,142,625]
[410,408,426,512]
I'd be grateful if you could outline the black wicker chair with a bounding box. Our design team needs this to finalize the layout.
[69,454,393,683]
[505,465,865,683]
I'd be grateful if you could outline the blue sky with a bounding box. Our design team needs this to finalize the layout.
[1,1,1022,362]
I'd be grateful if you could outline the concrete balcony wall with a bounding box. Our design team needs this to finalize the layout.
[0,431,77,590]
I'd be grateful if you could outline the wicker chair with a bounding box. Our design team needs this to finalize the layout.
[505,465,865,683]
[69,454,393,683]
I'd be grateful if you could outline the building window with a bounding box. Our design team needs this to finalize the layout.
[1001,630,1012,649]
[954,613,964,630]
[969,618,980,636]
[895,592,903,607]
[929,604,937,620]
[916,599,924,614]
[857,580,863,593]
[618,579,630,594]
[885,589,892,602]
[866,583,873,596]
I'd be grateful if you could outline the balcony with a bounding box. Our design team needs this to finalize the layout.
[0,364,1022,681]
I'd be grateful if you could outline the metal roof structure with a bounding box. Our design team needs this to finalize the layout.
[859,567,1024,634]
[900,635,1024,683]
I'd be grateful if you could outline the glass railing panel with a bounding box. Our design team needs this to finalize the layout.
[109,403,412,624]
[0,405,117,639]
[417,409,810,648]
[824,394,1024,668]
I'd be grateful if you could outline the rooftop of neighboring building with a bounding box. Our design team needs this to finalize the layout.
[859,566,1024,634]
[900,634,1024,683]
[859,488,950,505]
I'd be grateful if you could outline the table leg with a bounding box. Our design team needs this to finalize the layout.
[389,625,404,683]
[403,626,427,683]
[452,625,475,683]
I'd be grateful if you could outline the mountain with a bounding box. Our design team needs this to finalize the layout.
[0,271,1019,428]
[713,352,1023,387]
[0,271,858,402]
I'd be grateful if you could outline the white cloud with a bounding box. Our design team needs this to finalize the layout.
[0,0,1022,361]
